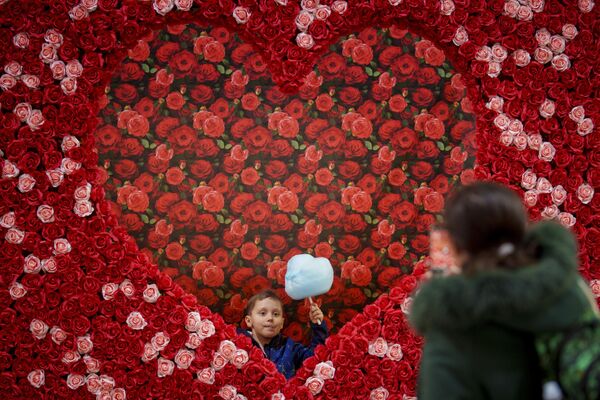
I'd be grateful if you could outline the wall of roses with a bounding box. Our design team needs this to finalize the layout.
[0,0,599,399]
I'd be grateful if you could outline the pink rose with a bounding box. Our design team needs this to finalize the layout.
[538,142,556,162]
[296,33,314,49]
[499,130,514,146]
[2,160,19,179]
[0,74,17,90]
[219,340,237,360]
[516,5,533,20]
[305,145,323,162]
[143,284,161,303]
[85,374,101,394]
[6,228,25,244]
[440,0,455,15]
[61,157,81,174]
[557,212,576,227]
[74,200,94,217]
[313,361,336,380]
[37,205,55,223]
[81,0,98,11]
[523,190,538,207]
[504,0,520,16]
[590,280,600,298]
[529,0,545,12]
[186,311,203,332]
[61,135,80,151]
[126,311,147,330]
[9,282,27,299]
[314,5,331,20]
[50,326,67,344]
[13,32,29,49]
[50,61,66,79]
[84,355,100,373]
[153,0,174,15]
[370,387,390,400]
[175,0,193,10]
[301,0,318,11]
[219,385,237,400]
[197,367,216,384]
[23,254,42,274]
[232,6,251,24]
[62,350,81,364]
[27,370,45,388]
[102,283,119,300]
[541,205,560,219]
[46,169,64,187]
[368,337,388,357]
[198,319,215,339]
[487,61,502,77]
[536,177,553,193]
[378,220,396,237]
[533,47,553,64]
[386,343,404,361]
[232,349,249,368]
[401,297,413,314]
[491,44,508,62]
[295,10,314,31]
[66,60,83,78]
[453,26,468,46]
[551,54,571,71]
[512,49,531,67]
[549,35,566,53]
[562,24,578,40]
[41,257,58,273]
[569,105,586,123]
[539,98,555,118]
[186,332,203,349]
[13,102,32,121]
[120,279,135,297]
[551,185,567,205]
[513,133,528,151]
[305,376,324,395]
[578,0,595,13]
[61,77,77,95]
[174,349,195,369]
[212,352,228,371]
[77,335,93,354]
[331,0,347,13]
[577,118,594,136]
[493,113,511,130]
[18,174,36,192]
[151,332,170,352]
[0,212,15,228]
[4,61,23,76]
[21,74,40,89]
[30,319,49,339]
[577,183,594,204]
[157,357,175,377]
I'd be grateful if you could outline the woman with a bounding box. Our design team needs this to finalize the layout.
[410,181,599,399]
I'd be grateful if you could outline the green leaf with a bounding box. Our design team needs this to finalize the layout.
[141,64,150,73]
[291,140,299,150]
[373,71,381,77]
[290,215,299,224]
[436,67,445,77]
[141,138,150,148]
[216,214,225,223]
[149,143,157,149]
[365,66,373,76]
[364,288,372,297]
[364,141,373,150]
[224,143,232,150]
[140,214,149,224]
[445,145,452,151]
[216,139,225,149]
[149,67,157,74]
[225,69,233,75]
[298,144,306,150]
[364,214,372,224]
[372,145,380,151]
[299,218,306,224]
[217,64,226,74]
[224,218,232,224]
[372,218,379,224]
[436,141,445,151]
[149,218,156,224]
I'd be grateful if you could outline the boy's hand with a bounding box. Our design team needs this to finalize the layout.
[309,303,324,325]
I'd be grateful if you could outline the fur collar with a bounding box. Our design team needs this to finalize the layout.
[409,222,579,334]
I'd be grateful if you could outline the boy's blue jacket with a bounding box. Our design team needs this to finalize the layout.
[238,322,328,379]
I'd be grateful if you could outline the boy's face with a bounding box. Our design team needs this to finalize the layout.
[245,297,284,344]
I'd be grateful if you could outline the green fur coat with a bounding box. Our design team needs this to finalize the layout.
[410,222,599,400]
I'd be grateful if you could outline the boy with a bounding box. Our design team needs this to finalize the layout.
[239,290,328,378]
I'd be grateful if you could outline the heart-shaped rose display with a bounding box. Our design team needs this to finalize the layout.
[97,23,476,342]
[1,1,598,399]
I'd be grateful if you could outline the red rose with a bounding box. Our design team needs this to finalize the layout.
[243,126,272,154]
[344,140,369,159]
[393,54,419,76]
[113,83,138,103]
[166,92,186,110]
[416,140,440,159]
[269,213,293,232]
[391,127,418,152]
[96,125,121,149]
[338,87,362,106]
[114,160,138,179]
[189,85,214,103]
[319,53,346,79]
[155,42,180,63]
[241,242,259,260]
[317,201,345,226]
[165,242,185,260]
[338,161,361,180]
[410,161,434,180]
[269,139,294,159]
[412,88,434,106]
[317,127,346,154]
[244,201,272,225]
[343,213,368,232]
[351,43,373,65]
[264,160,288,180]
[189,235,214,254]
[203,41,226,63]
[338,234,361,255]
[390,201,417,227]
[201,265,225,287]
[169,125,196,150]
[263,234,288,254]
[344,66,368,85]
[168,201,196,225]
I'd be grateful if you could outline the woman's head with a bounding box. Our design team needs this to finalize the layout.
[443,181,529,272]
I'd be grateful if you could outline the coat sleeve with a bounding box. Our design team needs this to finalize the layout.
[292,321,329,369]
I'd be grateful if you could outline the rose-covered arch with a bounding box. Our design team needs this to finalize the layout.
[0,0,598,399]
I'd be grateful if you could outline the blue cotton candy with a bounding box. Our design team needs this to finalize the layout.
[285,254,334,300]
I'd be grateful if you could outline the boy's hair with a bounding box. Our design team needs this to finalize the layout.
[443,181,533,274]
[244,290,283,316]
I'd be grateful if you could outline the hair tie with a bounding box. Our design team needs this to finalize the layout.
[497,242,515,257]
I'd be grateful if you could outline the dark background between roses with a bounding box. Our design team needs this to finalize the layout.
[97,23,476,341]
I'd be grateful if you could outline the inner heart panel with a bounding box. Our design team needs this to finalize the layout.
[96,23,476,339]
